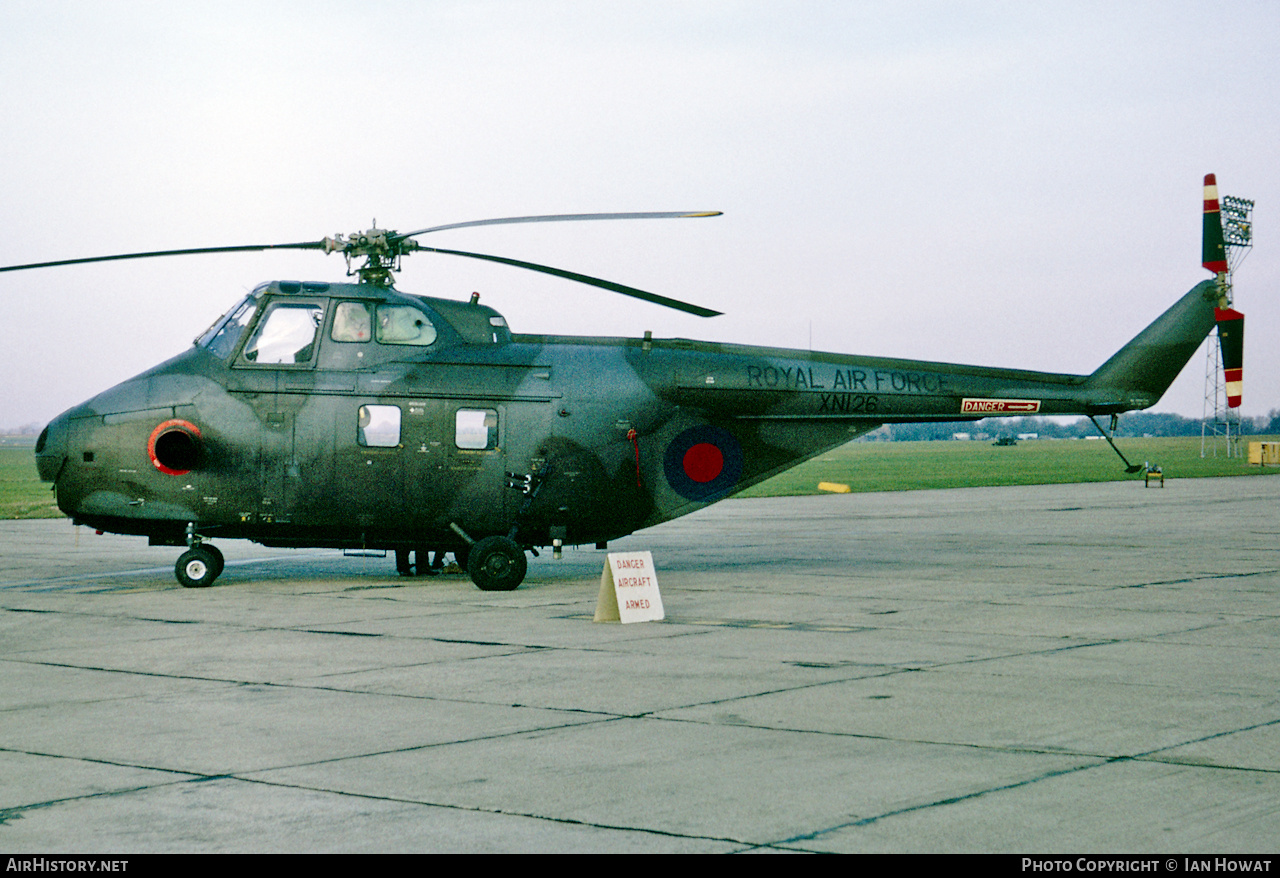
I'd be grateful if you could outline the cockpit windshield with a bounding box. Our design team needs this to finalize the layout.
[197,296,257,360]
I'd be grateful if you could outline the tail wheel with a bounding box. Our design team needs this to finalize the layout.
[466,536,527,591]
[175,544,223,588]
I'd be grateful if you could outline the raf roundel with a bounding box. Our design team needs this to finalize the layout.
[663,425,743,501]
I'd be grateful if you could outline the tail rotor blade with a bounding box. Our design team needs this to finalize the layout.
[1215,306,1244,408]
[1202,173,1228,274]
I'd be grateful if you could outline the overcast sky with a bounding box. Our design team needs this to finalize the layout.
[2,0,1277,428]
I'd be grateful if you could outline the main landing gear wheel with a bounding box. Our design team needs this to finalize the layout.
[175,544,223,588]
[466,536,527,591]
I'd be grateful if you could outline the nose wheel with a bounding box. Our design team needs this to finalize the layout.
[175,543,224,588]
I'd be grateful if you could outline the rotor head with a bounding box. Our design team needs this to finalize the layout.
[322,224,422,285]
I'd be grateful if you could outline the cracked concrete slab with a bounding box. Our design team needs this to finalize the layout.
[2,476,1277,852]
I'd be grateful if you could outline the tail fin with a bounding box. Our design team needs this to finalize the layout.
[1086,280,1218,410]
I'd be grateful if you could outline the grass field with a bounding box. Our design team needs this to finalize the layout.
[737,435,1280,497]
[2,434,1277,519]
[0,437,59,520]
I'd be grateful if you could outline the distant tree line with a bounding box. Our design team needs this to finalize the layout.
[882,410,1280,442]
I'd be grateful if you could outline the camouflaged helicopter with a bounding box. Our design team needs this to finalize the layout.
[4,186,1240,591]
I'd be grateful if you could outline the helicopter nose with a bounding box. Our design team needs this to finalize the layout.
[34,414,69,482]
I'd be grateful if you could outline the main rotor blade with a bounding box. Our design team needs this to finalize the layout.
[419,245,722,317]
[0,241,326,274]
[396,211,722,240]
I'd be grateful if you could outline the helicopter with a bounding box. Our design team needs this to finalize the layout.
[2,180,1241,591]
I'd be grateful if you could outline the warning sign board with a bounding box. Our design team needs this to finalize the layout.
[960,398,1041,414]
[594,551,665,623]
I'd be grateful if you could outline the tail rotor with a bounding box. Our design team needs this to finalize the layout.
[1203,173,1252,410]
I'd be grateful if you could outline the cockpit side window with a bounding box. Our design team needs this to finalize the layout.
[242,301,324,364]
[376,304,437,347]
[331,302,372,342]
[198,296,257,360]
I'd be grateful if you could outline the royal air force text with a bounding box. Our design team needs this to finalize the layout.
[744,365,949,414]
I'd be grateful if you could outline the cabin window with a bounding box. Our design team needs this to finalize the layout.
[331,302,372,342]
[198,296,257,359]
[243,302,324,364]
[358,404,401,448]
[455,408,498,450]
[376,304,437,346]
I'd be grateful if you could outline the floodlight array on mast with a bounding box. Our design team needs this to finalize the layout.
[1221,194,1254,279]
